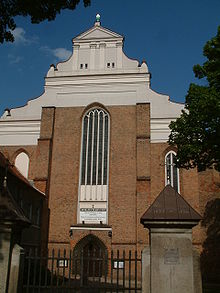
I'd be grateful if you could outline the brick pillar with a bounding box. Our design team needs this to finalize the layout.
[34,107,55,254]
[136,103,151,248]
[34,107,56,196]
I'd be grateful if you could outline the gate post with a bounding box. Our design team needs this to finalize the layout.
[142,247,150,293]
[0,223,13,293]
[141,185,202,293]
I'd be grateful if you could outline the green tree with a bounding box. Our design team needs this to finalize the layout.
[0,0,91,43]
[169,26,220,172]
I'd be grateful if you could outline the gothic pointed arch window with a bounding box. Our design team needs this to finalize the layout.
[165,151,180,193]
[78,107,110,224]
[15,151,30,178]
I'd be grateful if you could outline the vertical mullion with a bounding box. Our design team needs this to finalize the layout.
[171,154,174,187]
[84,114,90,199]
[90,111,95,200]
[101,114,105,199]
[103,116,108,185]
[95,111,100,200]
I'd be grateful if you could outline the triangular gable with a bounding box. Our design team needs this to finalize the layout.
[141,185,201,222]
[73,25,123,42]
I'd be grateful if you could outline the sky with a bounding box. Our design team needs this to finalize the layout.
[0,0,220,116]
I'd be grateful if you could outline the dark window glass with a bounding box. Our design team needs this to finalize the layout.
[98,112,103,185]
[81,116,88,184]
[87,112,93,184]
[81,109,109,186]
[103,116,108,185]
[92,111,98,184]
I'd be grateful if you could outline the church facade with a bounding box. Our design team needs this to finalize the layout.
[1,17,218,257]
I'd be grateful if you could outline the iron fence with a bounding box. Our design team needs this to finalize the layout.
[18,248,142,292]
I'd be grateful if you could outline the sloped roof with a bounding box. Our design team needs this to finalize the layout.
[0,152,30,185]
[0,186,30,225]
[0,152,45,197]
[141,185,201,223]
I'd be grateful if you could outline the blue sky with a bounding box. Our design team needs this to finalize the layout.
[0,0,220,115]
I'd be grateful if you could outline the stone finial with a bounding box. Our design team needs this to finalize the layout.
[96,13,101,22]
[95,14,101,26]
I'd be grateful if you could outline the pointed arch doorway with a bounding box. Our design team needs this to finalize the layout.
[73,235,108,279]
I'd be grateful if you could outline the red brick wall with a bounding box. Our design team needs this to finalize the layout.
[1,103,219,254]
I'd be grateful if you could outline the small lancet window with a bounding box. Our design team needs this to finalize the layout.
[15,152,29,178]
[165,151,180,192]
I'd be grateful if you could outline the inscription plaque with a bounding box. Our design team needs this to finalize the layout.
[164,248,180,265]
[80,208,107,224]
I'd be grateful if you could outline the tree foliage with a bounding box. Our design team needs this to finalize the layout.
[200,198,220,283]
[169,26,220,172]
[0,0,91,43]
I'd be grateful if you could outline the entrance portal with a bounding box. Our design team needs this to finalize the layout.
[73,235,108,279]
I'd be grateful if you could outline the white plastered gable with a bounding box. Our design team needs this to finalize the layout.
[0,19,184,146]
[73,25,123,42]
[53,22,139,74]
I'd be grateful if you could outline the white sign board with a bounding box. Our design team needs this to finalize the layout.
[80,208,107,224]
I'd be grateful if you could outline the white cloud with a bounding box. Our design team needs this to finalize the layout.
[11,27,38,45]
[12,27,28,44]
[40,46,72,61]
[53,48,72,60]
[8,54,23,64]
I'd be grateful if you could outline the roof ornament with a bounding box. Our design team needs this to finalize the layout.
[95,13,101,26]
[96,13,101,22]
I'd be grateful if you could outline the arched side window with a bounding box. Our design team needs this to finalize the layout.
[165,151,180,193]
[78,108,110,224]
[15,152,29,178]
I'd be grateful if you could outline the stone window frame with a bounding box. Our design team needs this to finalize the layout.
[79,107,110,190]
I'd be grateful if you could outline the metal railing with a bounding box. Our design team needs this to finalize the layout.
[18,248,142,292]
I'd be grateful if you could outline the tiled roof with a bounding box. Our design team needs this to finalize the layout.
[0,152,45,196]
[141,185,201,223]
